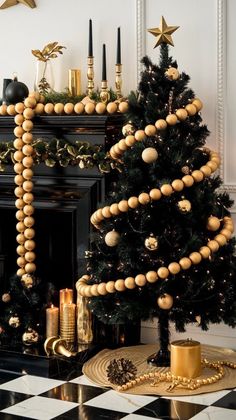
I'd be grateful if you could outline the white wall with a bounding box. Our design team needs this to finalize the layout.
[0,0,235,348]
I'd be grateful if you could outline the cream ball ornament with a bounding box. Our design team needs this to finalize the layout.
[144,235,158,251]
[157,294,173,310]
[178,199,191,213]
[142,147,158,163]
[105,230,120,247]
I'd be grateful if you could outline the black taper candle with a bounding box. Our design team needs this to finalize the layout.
[102,44,107,81]
[116,27,121,64]
[88,19,93,57]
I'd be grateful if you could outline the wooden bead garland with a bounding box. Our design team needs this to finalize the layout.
[77,215,234,297]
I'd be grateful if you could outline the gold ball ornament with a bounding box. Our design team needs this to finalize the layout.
[165,67,180,80]
[175,108,188,121]
[101,206,112,218]
[16,245,26,256]
[9,316,20,328]
[178,199,191,212]
[22,328,39,345]
[144,235,158,251]
[105,230,120,247]
[74,102,84,114]
[142,147,158,163]
[97,283,108,295]
[95,102,106,114]
[122,123,135,136]
[107,102,118,114]
[157,294,173,310]
[207,216,221,231]
[118,101,129,113]
[2,293,11,303]
[21,274,34,289]
[166,114,178,125]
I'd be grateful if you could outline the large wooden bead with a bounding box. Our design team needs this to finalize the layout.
[168,262,181,274]
[105,230,120,247]
[182,175,194,187]
[189,252,202,264]
[160,184,173,196]
[146,271,158,283]
[74,102,84,114]
[16,245,26,256]
[200,165,212,177]
[155,119,167,130]
[207,240,219,252]
[64,103,74,115]
[101,206,112,218]
[192,98,203,111]
[176,108,188,121]
[22,156,33,168]
[220,228,231,240]
[14,126,24,138]
[142,147,158,163]
[7,104,17,116]
[191,170,204,182]
[23,108,34,120]
[107,102,118,114]
[22,132,33,144]
[24,97,37,108]
[118,139,128,151]
[172,179,184,192]
[22,168,33,180]
[115,279,126,291]
[90,284,100,296]
[135,274,146,287]
[118,200,129,212]
[14,175,24,185]
[185,104,197,116]
[17,256,26,267]
[23,180,33,192]
[95,102,106,114]
[0,104,8,115]
[22,144,34,156]
[24,239,36,251]
[14,163,24,174]
[110,203,120,215]
[166,114,178,125]
[15,198,24,209]
[24,228,35,239]
[85,102,95,114]
[16,233,26,244]
[44,103,54,114]
[16,210,24,220]
[14,114,24,125]
[128,197,139,209]
[23,192,34,204]
[206,161,218,172]
[207,216,220,231]
[179,257,192,270]
[17,268,26,276]
[105,281,116,293]
[215,234,227,246]
[24,216,35,227]
[22,120,33,132]
[14,186,24,198]
[157,294,173,310]
[124,277,136,289]
[138,193,150,205]
[199,246,211,259]
[125,135,135,146]
[157,267,169,279]
[34,103,45,115]
[150,188,161,200]
[16,222,25,232]
[135,130,146,141]
[25,262,36,273]
[144,125,156,136]
[14,151,24,162]
[24,251,36,262]
[118,101,129,113]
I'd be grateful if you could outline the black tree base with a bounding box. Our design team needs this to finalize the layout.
[147,349,170,366]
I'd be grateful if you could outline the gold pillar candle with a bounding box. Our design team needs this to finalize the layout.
[171,339,201,378]
[68,69,81,96]
[60,302,76,343]
[59,288,73,307]
[76,295,93,344]
[46,305,59,338]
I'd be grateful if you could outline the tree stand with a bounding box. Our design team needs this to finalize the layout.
[147,311,170,366]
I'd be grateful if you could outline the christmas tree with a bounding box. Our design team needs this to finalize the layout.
[77,17,236,365]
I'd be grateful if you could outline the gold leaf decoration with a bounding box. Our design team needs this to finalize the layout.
[32,42,66,62]
[0,0,36,9]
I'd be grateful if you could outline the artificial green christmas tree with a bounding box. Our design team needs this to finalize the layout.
[77,18,236,365]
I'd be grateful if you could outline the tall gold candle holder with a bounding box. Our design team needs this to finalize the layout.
[68,69,81,96]
[87,56,94,97]
[100,80,110,104]
[115,64,122,99]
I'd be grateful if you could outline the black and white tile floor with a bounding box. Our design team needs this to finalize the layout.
[0,369,235,419]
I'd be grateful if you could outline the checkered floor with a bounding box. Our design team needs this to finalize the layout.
[0,370,235,419]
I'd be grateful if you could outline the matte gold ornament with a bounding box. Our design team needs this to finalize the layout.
[157,294,173,310]
[142,147,158,163]
[0,0,36,8]
[165,67,180,80]
[148,16,179,47]
[178,199,191,212]
[105,230,120,247]
[9,316,20,328]
[145,235,159,251]
[2,293,11,303]
[22,328,39,345]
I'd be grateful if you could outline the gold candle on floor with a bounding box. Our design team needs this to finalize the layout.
[59,288,73,307]
[171,339,201,378]
[68,69,81,96]
[46,305,59,338]
[60,302,76,343]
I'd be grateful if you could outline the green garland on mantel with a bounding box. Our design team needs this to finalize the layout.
[43,89,118,104]
[0,138,122,173]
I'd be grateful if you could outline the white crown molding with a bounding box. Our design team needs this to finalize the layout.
[136,0,146,83]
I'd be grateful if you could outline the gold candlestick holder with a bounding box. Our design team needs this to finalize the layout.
[115,64,122,99]
[87,56,94,97]
[100,80,110,104]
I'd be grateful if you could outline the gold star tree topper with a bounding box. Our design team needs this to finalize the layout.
[0,0,36,8]
[148,16,179,48]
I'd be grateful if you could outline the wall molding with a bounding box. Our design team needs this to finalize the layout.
[136,0,146,83]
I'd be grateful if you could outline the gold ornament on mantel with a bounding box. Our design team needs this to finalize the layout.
[0,0,36,9]
[148,16,179,48]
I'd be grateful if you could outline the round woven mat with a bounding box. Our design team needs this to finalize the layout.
[83,343,236,396]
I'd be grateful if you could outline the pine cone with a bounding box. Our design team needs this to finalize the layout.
[106,358,137,386]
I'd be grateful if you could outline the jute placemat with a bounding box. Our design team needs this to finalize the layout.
[82,343,236,396]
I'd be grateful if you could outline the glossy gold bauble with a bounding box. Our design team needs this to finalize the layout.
[176,108,188,121]
[74,102,84,114]
[155,119,167,130]
[185,104,197,116]
[9,316,20,328]
[135,274,146,286]
[107,102,118,114]
[85,102,95,114]
[138,193,150,205]
[171,179,184,192]
[145,235,158,251]
[166,114,178,125]
[118,101,129,113]
[207,216,220,231]
[122,123,135,136]
[105,230,120,247]
[124,277,136,289]
[178,199,191,212]
[95,102,106,115]
[128,196,139,208]
[157,294,173,310]
[135,130,146,141]
[165,67,180,80]
[64,103,74,115]
[142,147,158,163]
[21,273,34,289]
[22,328,39,345]
[146,271,158,283]
[150,188,161,200]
